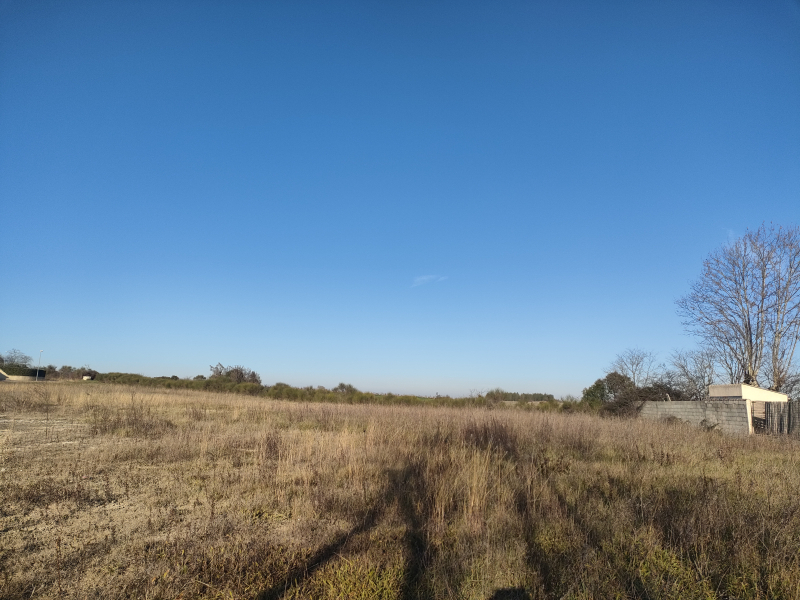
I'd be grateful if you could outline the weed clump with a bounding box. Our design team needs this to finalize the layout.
[462,418,518,457]
[88,400,175,437]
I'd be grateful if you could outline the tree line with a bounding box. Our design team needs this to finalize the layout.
[484,388,557,403]
[93,367,556,408]
[2,356,556,408]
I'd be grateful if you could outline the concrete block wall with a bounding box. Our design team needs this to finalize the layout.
[0,369,38,382]
[640,400,752,435]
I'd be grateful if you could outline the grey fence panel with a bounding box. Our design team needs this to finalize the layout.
[765,402,787,434]
[790,402,799,436]
[756,401,798,436]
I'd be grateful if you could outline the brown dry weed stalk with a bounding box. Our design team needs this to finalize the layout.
[1,382,800,599]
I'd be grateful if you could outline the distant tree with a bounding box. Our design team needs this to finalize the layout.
[209,363,262,384]
[781,370,800,401]
[581,372,635,407]
[2,349,32,367]
[333,383,358,394]
[634,381,687,403]
[608,349,659,388]
[604,371,636,401]
[485,388,506,404]
[483,389,556,404]
[581,379,608,406]
[669,348,716,401]
[709,338,746,385]
[582,370,675,416]
[677,224,800,391]
[59,366,79,380]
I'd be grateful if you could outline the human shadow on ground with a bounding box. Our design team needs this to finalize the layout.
[513,479,581,599]
[487,588,532,600]
[514,473,649,599]
[514,484,550,597]
[388,462,435,600]
[255,500,385,600]
[256,461,435,600]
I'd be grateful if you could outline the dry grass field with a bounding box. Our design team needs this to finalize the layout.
[2,382,800,599]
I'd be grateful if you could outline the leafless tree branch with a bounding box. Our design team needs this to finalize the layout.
[677,224,800,391]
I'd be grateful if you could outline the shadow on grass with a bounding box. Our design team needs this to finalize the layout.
[389,462,435,600]
[514,480,582,599]
[255,501,385,600]
[256,461,435,600]
[487,589,532,600]
[516,473,719,599]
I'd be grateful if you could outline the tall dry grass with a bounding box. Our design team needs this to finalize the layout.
[1,381,800,599]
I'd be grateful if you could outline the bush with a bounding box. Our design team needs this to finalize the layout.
[333,383,358,395]
[581,379,608,407]
[209,363,262,384]
[233,382,262,396]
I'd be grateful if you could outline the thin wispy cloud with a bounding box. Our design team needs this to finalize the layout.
[412,275,448,287]
[412,275,436,287]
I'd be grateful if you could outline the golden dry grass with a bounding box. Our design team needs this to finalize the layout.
[2,382,800,599]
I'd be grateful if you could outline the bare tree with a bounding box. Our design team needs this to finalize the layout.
[607,348,659,388]
[765,228,800,390]
[778,370,800,401]
[1,349,32,367]
[708,337,745,384]
[670,348,716,401]
[677,224,800,391]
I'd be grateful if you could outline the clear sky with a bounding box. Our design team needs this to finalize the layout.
[1,0,798,397]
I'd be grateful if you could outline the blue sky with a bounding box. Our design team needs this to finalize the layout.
[1,0,798,396]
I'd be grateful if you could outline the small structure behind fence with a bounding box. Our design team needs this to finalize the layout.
[752,401,798,436]
[640,384,794,436]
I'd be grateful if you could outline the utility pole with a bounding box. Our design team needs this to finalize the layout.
[36,350,43,382]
